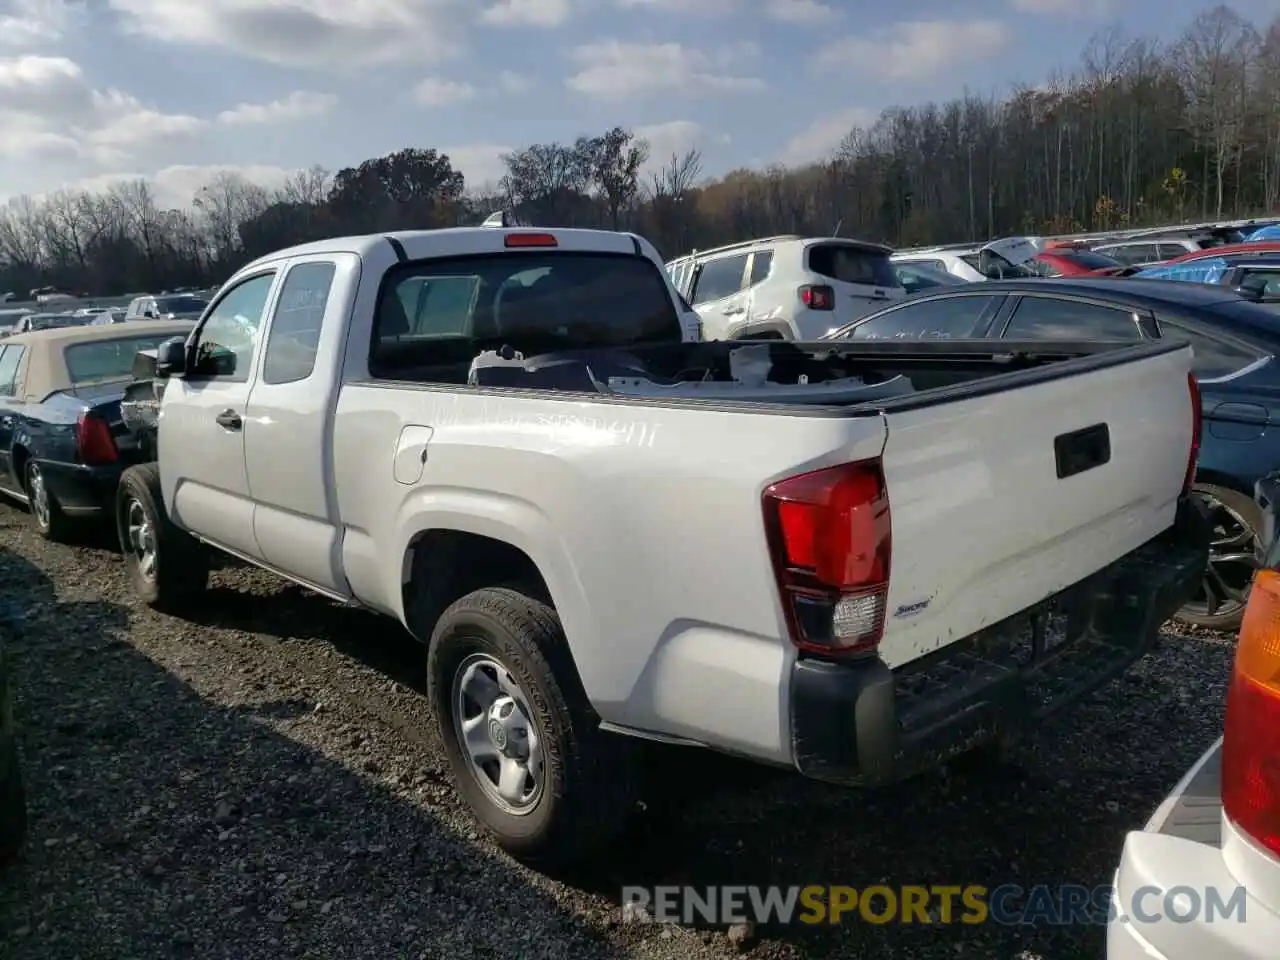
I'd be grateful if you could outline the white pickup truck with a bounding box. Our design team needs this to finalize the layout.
[114,224,1209,865]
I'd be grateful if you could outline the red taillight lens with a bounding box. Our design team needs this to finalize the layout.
[76,412,118,465]
[1223,569,1280,855]
[799,284,834,311]
[762,459,891,656]
[1184,373,1201,496]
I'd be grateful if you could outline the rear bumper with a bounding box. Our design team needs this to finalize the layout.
[35,459,122,518]
[789,496,1210,785]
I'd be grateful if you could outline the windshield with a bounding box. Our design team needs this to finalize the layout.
[64,334,180,384]
[156,296,207,315]
[895,263,965,293]
[29,315,87,330]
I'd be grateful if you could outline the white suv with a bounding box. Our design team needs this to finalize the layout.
[666,235,905,340]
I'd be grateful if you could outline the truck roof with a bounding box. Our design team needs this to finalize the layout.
[238,227,660,276]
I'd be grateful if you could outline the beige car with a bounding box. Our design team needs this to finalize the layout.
[0,320,194,541]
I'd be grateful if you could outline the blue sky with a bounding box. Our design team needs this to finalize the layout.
[0,0,1274,208]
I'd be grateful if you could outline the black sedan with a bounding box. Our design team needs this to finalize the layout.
[0,320,195,541]
[823,277,1280,630]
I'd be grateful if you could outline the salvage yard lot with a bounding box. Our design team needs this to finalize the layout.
[0,499,1232,960]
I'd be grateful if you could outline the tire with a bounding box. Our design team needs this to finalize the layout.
[0,639,26,865]
[426,587,637,866]
[25,461,72,543]
[116,463,209,611]
[1176,483,1264,631]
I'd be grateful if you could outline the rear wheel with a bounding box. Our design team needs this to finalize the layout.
[116,464,208,611]
[26,461,71,543]
[426,587,637,865]
[1176,483,1263,631]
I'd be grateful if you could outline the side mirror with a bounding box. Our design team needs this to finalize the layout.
[154,337,187,378]
[1235,277,1269,301]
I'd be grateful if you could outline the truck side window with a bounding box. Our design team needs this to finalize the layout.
[192,272,275,382]
[262,263,335,385]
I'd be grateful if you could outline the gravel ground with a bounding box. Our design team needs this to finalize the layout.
[0,499,1234,959]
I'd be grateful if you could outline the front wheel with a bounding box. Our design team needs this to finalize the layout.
[426,587,637,866]
[1175,483,1263,631]
[116,464,208,611]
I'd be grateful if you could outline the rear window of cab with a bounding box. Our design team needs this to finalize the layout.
[369,251,682,381]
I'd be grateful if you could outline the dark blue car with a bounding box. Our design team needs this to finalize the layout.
[0,320,195,541]
[824,277,1280,630]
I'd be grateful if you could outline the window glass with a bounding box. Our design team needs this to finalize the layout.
[1160,321,1263,379]
[807,243,900,287]
[1237,270,1280,297]
[1105,244,1159,266]
[840,295,999,340]
[1002,297,1140,340]
[690,254,749,304]
[64,335,177,385]
[193,273,275,380]
[1158,242,1191,260]
[370,252,682,381]
[0,346,21,396]
[1057,250,1122,270]
[749,250,773,286]
[154,295,208,316]
[263,262,336,385]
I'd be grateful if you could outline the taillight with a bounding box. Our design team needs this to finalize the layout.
[798,285,834,311]
[1184,372,1201,496]
[762,459,891,656]
[76,411,118,465]
[1223,568,1280,855]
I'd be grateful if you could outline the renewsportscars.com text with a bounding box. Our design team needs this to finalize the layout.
[620,884,1248,926]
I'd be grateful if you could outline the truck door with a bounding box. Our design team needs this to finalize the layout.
[160,271,279,560]
[243,255,353,597]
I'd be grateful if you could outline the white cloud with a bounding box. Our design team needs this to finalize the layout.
[106,0,467,69]
[0,0,78,46]
[815,20,1012,82]
[778,107,875,166]
[496,69,534,94]
[613,0,737,12]
[479,0,570,26]
[217,90,337,125]
[633,120,721,177]
[0,56,205,163]
[413,76,478,106]
[0,54,339,172]
[443,144,512,190]
[766,0,837,23]
[567,41,765,101]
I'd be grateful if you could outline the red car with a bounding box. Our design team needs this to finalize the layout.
[1034,249,1126,277]
[1163,241,1280,264]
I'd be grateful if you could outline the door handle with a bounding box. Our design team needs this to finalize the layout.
[722,305,745,316]
[215,409,242,430]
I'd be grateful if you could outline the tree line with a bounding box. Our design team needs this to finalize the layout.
[1,3,1277,298]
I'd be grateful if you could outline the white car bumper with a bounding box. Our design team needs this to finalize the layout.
[1108,737,1280,959]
